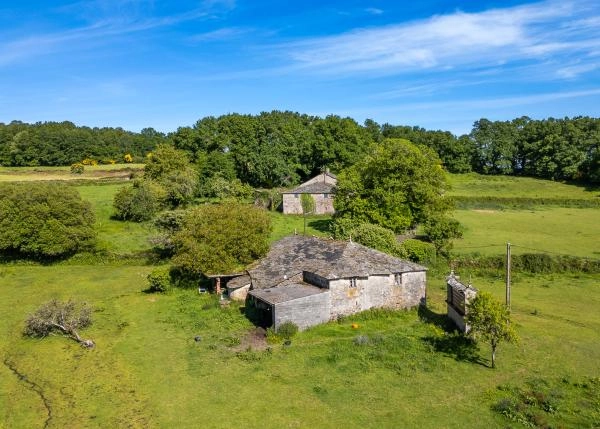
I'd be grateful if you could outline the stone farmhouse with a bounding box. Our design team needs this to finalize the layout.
[281,171,337,215]
[226,235,427,330]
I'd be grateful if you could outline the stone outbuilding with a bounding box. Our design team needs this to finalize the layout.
[281,171,337,215]
[228,235,427,330]
[446,272,478,333]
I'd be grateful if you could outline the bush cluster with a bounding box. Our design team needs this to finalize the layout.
[330,218,436,263]
[0,183,96,259]
[146,266,172,292]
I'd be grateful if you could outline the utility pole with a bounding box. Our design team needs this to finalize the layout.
[506,242,511,310]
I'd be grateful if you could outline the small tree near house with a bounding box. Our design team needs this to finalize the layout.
[465,292,518,368]
[300,193,316,235]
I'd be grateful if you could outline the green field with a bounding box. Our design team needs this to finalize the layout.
[452,208,600,257]
[1,172,600,428]
[76,184,153,254]
[448,173,600,200]
[1,265,599,428]
[0,164,144,182]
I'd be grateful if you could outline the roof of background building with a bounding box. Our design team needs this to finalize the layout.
[282,171,338,194]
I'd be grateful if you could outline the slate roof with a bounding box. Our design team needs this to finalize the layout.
[281,171,337,194]
[447,274,478,292]
[282,181,336,194]
[248,235,426,290]
[249,282,327,305]
[226,274,251,289]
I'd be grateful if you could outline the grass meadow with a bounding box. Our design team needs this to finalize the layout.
[0,164,144,182]
[448,173,600,200]
[1,266,599,428]
[0,170,599,428]
[452,208,600,258]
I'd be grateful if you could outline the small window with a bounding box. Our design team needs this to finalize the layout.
[294,193,299,199]
[349,278,357,288]
[394,273,402,286]
[323,193,329,198]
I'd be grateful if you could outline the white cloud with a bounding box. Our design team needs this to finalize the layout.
[188,27,249,43]
[280,0,600,77]
[556,63,599,78]
[365,8,383,16]
[0,0,235,66]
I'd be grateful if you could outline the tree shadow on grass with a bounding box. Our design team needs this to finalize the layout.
[418,304,488,367]
[418,304,454,332]
[307,218,332,235]
[422,333,488,366]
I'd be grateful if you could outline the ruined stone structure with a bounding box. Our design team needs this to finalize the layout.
[228,236,427,330]
[446,272,478,333]
[281,171,337,215]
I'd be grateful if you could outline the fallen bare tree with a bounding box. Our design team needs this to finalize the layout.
[24,299,95,348]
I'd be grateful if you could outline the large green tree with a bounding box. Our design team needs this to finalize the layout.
[172,203,271,275]
[0,183,95,258]
[334,138,453,233]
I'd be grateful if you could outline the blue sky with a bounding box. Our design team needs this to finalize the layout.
[0,0,599,135]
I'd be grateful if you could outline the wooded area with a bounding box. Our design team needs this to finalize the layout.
[1,113,599,184]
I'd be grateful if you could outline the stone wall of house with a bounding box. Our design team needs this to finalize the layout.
[282,193,335,215]
[273,292,331,330]
[328,272,426,319]
[228,284,250,301]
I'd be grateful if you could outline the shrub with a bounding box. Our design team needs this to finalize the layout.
[172,202,271,275]
[70,163,84,174]
[201,175,254,200]
[150,210,187,257]
[350,223,404,257]
[0,183,96,259]
[423,215,463,257]
[146,266,172,292]
[330,217,361,240]
[277,321,299,340]
[112,180,167,222]
[400,239,436,263]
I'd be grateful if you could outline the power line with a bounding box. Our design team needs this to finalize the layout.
[510,244,600,262]
[452,244,505,250]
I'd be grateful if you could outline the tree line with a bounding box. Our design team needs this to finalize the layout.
[1,113,599,184]
[0,121,165,166]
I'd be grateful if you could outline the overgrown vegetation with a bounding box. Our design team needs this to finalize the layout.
[0,182,96,259]
[491,377,600,428]
[172,202,271,275]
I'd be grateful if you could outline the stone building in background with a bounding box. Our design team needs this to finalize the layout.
[281,171,337,214]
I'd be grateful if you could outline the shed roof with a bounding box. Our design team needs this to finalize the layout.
[447,274,478,292]
[249,235,426,290]
[249,283,328,305]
